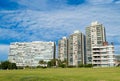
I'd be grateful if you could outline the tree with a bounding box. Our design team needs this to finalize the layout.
[60,62,66,68]
[78,64,84,68]
[84,64,93,68]
[39,60,47,68]
[0,63,1,69]
[58,59,68,68]
[47,61,52,68]
[59,63,66,68]
[1,61,10,69]
[1,61,17,70]
[39,60,45,65]
[8,63,17,69]
[47,59,57,68]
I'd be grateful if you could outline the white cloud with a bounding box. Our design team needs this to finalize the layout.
[0,45,9,61]
[86,0,113,4]
[0,4,120,42]
[0,2,120,57]
[0,45,9,53]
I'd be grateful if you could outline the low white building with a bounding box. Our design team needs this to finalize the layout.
[92,42,115,67]
[8,41,55,67]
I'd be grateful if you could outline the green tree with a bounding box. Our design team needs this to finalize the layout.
[78,64,84,68]
[47,59,57,68]
[58,59,68,68]
[8,63,17,69]
[0,63,1,69]
[59,63,66,68]
[39,60,45,65]
[84,64,93,68]
[39,60,47,68]
[1,61,10,69]
[47,61,52,68]
[1,61,17,70]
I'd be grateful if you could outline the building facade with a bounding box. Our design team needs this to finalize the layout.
[8,41,55,67]
[58,37,68,61]
[68,30,85,66]
[92,42,115,67]
[86,21,106,64]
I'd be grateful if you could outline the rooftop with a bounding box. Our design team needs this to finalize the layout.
[74,30,80,34]
[91,21,100,26]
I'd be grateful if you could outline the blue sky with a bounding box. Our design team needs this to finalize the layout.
[0,0,120,61]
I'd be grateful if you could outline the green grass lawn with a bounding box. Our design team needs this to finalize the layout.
[0,67,120,81]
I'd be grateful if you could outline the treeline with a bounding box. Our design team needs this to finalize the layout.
[0,61,17,70]
[38,59,93,68]
[0,60,93,70]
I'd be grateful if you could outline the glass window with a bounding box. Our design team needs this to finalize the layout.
[70,58,73,62]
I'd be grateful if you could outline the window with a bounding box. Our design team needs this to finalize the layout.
[70,58,73,62]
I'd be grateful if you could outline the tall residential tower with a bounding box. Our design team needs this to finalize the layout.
[58,37,68,61]
[86,21,106,64]
[68,30,85,66]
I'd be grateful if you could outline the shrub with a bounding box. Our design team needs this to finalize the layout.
[60,64,66,68]
[67,65,76,68]
[0,64,1,69]
[78,64,84,68]
[116,63,120,67]
[84,64,93,68]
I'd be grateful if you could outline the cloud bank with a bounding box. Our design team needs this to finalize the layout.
[0,0,120,60]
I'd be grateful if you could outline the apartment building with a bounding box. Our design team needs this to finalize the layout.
[8,41,55,67]
[58,37,68,61]
[68,30,85,66]
[86,21,106,64]
[92,42,115,67]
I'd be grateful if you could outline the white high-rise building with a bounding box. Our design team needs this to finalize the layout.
[86,21,106,64]
[92,42,115,67]
[86,21,115,67]
[68,30,85,66]
[8,41,55,67]
[58,37,68,61]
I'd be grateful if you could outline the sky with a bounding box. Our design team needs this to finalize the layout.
[0,0,120,61]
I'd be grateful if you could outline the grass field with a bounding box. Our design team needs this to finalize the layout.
[0,67,120,81]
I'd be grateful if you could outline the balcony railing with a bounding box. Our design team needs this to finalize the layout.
[93,54,100,56]
[92,62,101,64]
[93,58,101,60]
[101,62,108,64]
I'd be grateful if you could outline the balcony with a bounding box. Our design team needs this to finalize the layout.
[101,62,108,64]
[100,50,107,52]
[93,54,100,56]
[107,49,114,52]
[93,58,101,60]
[108,62,115,64]
[92,62,101,64]
[101,54,109,56]
[101,58,108,60]
[92,50,100,52]
[107,58,115,60]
